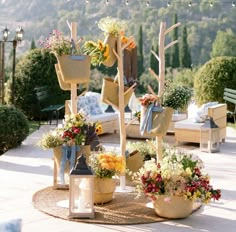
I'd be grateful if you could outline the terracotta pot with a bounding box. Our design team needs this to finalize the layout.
[94,177,116,204]
[153,196,193,219]
[56,55,91,84]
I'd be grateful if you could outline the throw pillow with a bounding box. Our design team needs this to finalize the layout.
[0,218,22,232]
[193,102,218,123]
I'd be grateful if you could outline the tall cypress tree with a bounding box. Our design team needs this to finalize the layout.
[30,38,36,50]
[137,25,145,77]
[170,14,180,68]
[150,43,159,75]
[179,26,192,68]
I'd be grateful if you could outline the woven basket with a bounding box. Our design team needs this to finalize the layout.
[153,196,193,219]
[94,177,116,204]
[126,151,144,182]
[101,77,134,109]
[56,55,91,84]
[141,106,174,136]
[55,64,70,90]
[76,145,91,162]
[102,34,117,67]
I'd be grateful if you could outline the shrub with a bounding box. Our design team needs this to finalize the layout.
[13,48,69,119]
[194,56,236,107]
[0,105,29,155]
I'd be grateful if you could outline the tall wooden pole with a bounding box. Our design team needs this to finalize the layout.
[117,34,127,190]
[148,21,181,161]
[69,22,78,114]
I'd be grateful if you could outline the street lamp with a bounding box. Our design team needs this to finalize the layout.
[1,26,24,105]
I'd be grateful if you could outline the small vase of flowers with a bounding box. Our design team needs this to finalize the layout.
[89,151,125,204]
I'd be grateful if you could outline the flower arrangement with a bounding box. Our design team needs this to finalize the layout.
[39,113,99,149]
[39,30,72,56]
[139,94,158,106]
[89,152,125,178]
[121,35,136,50]
[126,141,156,161]
[98,16,127,36]
[133,147,221,204]
[83,40,109,66]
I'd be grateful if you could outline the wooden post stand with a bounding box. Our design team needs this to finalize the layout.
[148,21,181,161]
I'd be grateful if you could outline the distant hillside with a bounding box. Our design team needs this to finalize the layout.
[0,0,235,65]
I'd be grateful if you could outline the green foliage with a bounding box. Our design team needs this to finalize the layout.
[138,70,158,95]
[194,56,236,106]
[162,83,192,110]
[166,68,197,88]
[137,25,145,77]
[0,105,29,155]
[14,48,69,119]
[30,39,37,50]
[179,26,192,68]
[150,43,159,75]
[211,29,236,58]
[170,14,180,68]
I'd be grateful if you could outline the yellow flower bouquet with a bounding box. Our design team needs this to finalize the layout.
[83,40,109,66]
[89,152,125,178]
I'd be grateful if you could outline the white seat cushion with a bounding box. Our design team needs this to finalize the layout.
[174,118,204,130]
[87,112,119,123]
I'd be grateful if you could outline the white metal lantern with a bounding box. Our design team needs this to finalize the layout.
[200,117,220,153]
[69,154,94,219]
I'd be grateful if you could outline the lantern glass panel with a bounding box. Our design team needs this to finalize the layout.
[69,175,94,218]
[200,127,220,153]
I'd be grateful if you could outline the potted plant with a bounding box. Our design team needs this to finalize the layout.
[132,146,221,219]
[89,151,125,204]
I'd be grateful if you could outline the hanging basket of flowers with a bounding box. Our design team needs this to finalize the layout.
[39,30,91,84]
[101,77,134,109]
[56,54,91,84]
[139,94,174,137]
[98,17,128,67]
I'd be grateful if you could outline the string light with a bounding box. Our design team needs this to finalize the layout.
[66,1,236,8]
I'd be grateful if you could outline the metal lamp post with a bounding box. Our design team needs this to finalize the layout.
[1,26,24,105]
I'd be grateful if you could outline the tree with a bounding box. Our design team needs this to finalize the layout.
[179,26,192,68]
[211,29,236,58]
[150,43,159,75]
[170,14,180,68]
[137,25,145,77]
[30,38,37,50]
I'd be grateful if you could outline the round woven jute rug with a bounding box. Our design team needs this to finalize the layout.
[32,187,201,225]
